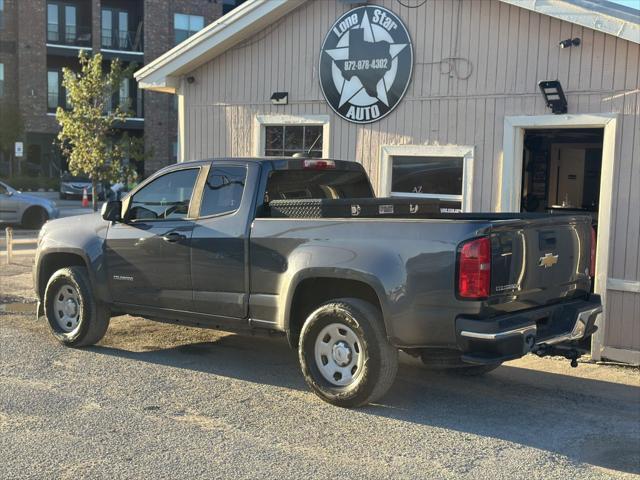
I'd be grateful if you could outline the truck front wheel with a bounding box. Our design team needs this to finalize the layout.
[298,298,398,408]
[44,266,110,347]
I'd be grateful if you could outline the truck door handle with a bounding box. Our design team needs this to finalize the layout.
[162,232,186,243]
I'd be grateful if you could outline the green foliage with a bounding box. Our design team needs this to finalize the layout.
[122,133,150,166]
[55,51,137,209]
[118,132,150,184]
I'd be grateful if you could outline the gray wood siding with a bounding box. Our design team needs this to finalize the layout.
[181,0,640,352]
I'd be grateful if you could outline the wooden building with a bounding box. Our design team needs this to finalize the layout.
[136,0,640,364]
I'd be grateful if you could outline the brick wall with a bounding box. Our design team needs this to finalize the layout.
[91,0,101,52]
[143,0,222,175]
[1,0,223,176]
[0,0,18,104]
[16,1,57,134]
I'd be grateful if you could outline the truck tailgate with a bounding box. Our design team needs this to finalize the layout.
[487,215,593,314]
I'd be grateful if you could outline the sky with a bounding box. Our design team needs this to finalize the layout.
[606,0,640,10]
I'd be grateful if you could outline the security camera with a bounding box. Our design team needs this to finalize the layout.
[559,38,581,48]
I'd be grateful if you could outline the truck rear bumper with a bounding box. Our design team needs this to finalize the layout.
[455,295,602,365]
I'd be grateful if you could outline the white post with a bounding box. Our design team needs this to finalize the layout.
[5,227,13,265]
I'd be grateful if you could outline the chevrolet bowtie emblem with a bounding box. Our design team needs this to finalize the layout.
[538,253,559,268]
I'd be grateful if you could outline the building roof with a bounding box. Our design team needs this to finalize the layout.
[500,0,639,43]
[135,0,640,94]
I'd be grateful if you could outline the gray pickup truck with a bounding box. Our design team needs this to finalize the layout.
[34,158,602,407]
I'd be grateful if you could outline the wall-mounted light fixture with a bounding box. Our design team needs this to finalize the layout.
[271,92,288,105]
[538,80,568,114]
[559,37,581,48]
[186,76,195,84]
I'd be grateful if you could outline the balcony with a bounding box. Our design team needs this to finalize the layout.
[101,29,143,53]
[47,25,92,48]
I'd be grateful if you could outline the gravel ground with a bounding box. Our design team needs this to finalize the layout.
[1,256,639,479]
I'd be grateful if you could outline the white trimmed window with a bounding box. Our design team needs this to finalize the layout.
[380,145,474,212]
[254,115,330,158]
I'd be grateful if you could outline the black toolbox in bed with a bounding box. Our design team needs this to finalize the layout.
[268,198,462,219]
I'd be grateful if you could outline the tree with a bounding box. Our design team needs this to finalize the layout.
[56,51,136,211]
[0,103,24,176]
[119,132,152,187]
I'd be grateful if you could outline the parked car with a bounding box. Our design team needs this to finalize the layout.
[59,173,104,200]
[0,180,59,229]
[33,158,601,407]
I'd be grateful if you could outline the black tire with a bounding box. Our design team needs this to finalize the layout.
[298,298,398,408]
[44,266,110,347]
[446,364,502,376]
[21,207,48,229]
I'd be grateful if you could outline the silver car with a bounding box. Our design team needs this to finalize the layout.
[0,180,60,229]
[59,173,104,200]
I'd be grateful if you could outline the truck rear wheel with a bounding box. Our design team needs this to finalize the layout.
[298,298,398,408]
[44,266,110,347]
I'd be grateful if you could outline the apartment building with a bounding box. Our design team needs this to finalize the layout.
[0,0,244,177]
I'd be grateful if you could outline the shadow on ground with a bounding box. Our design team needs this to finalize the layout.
[91,333,640,475]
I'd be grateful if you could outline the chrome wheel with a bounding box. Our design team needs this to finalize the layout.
[53,284,80,333]
[314,322,365,387]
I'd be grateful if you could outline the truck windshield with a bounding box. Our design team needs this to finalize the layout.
[265,170,374,201]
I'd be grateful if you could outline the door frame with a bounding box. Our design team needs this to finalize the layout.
[501,113,618,361]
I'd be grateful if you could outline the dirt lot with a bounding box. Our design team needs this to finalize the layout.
[1,255,639,479]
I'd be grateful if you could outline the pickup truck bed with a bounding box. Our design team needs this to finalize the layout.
[34,157,602,407]
[268,197,580,220]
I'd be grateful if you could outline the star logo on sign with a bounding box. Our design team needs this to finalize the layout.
[324,11,409,108]
[319,6,413,124]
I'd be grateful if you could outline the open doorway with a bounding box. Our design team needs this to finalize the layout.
[521,128,604,215]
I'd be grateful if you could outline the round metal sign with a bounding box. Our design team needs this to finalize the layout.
[319,6,413,124]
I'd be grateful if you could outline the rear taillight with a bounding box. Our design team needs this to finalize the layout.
[303,159,336,170]
[457,237,491,299]
[590,227,596,276]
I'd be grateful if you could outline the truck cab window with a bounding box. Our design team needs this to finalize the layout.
[200,165,246,217]
[127,168,198,221]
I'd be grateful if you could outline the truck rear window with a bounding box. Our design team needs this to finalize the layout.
[265,170,373,202]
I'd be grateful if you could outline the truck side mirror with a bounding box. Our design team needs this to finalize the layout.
[101,200,122,222]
